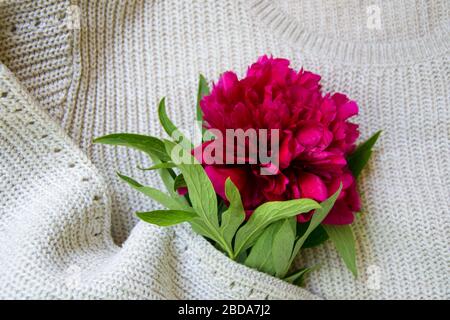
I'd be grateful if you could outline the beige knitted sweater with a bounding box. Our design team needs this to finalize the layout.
[0,0,449,299]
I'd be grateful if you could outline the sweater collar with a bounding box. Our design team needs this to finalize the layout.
[246,0,450,65]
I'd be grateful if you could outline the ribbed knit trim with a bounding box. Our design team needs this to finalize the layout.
[246,0,450,65]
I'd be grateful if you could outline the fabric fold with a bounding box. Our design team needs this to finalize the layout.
[0,63,320,299]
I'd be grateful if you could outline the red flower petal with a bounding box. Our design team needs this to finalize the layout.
[298,172,328,202]
[297,123,323,148]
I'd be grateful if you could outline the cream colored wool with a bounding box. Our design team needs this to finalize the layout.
[0,0,449,299]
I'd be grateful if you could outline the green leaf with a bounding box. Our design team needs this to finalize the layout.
[245,223,279,275]
[117,173,192,211]
[164,141,239,259]
[348,130,382,178]
[93,133,179,201]
[189,218,235,261]
[137,162,177,171]
[220,178,246,249]
[234,198,320,257]
[288,185,342,268]
[158,98,192,147]
[173,174,187,191]
[164,140,218,227]
[93,133,170,162]
[323,224,358,277]
[299,224,329,248]
[284,265,319,286]
[272,217,297,277]
[189,218,221,244]
[217,198,228,215]
[189,218,211,238]
[164,140,239,257]
[136,210,196,226]
[158,97,177,137]
[235,250,248,264]
[148,156,180,199]
[196,74,210,137]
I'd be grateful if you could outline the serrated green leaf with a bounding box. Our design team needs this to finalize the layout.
[348,130,381,178]
[196,74,210,138]
[234,198,320,257]
[93,133,170,162]
[284,265,319,286]
[173,174,187,191]
[117,173,191,211]
[136,209,196,226]
[323,224,358,277]
[245,223,279,275]
[220,178,246,248]
[288,185,342,269]
[137,162,177,171]
[158,98,192,147]
[272,217,297,277]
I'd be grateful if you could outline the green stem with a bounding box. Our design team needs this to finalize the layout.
[207,223,236,260]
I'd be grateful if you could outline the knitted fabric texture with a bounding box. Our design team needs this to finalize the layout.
[0,0,449,299]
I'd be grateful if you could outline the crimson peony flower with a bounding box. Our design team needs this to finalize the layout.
[197,56,361,225]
